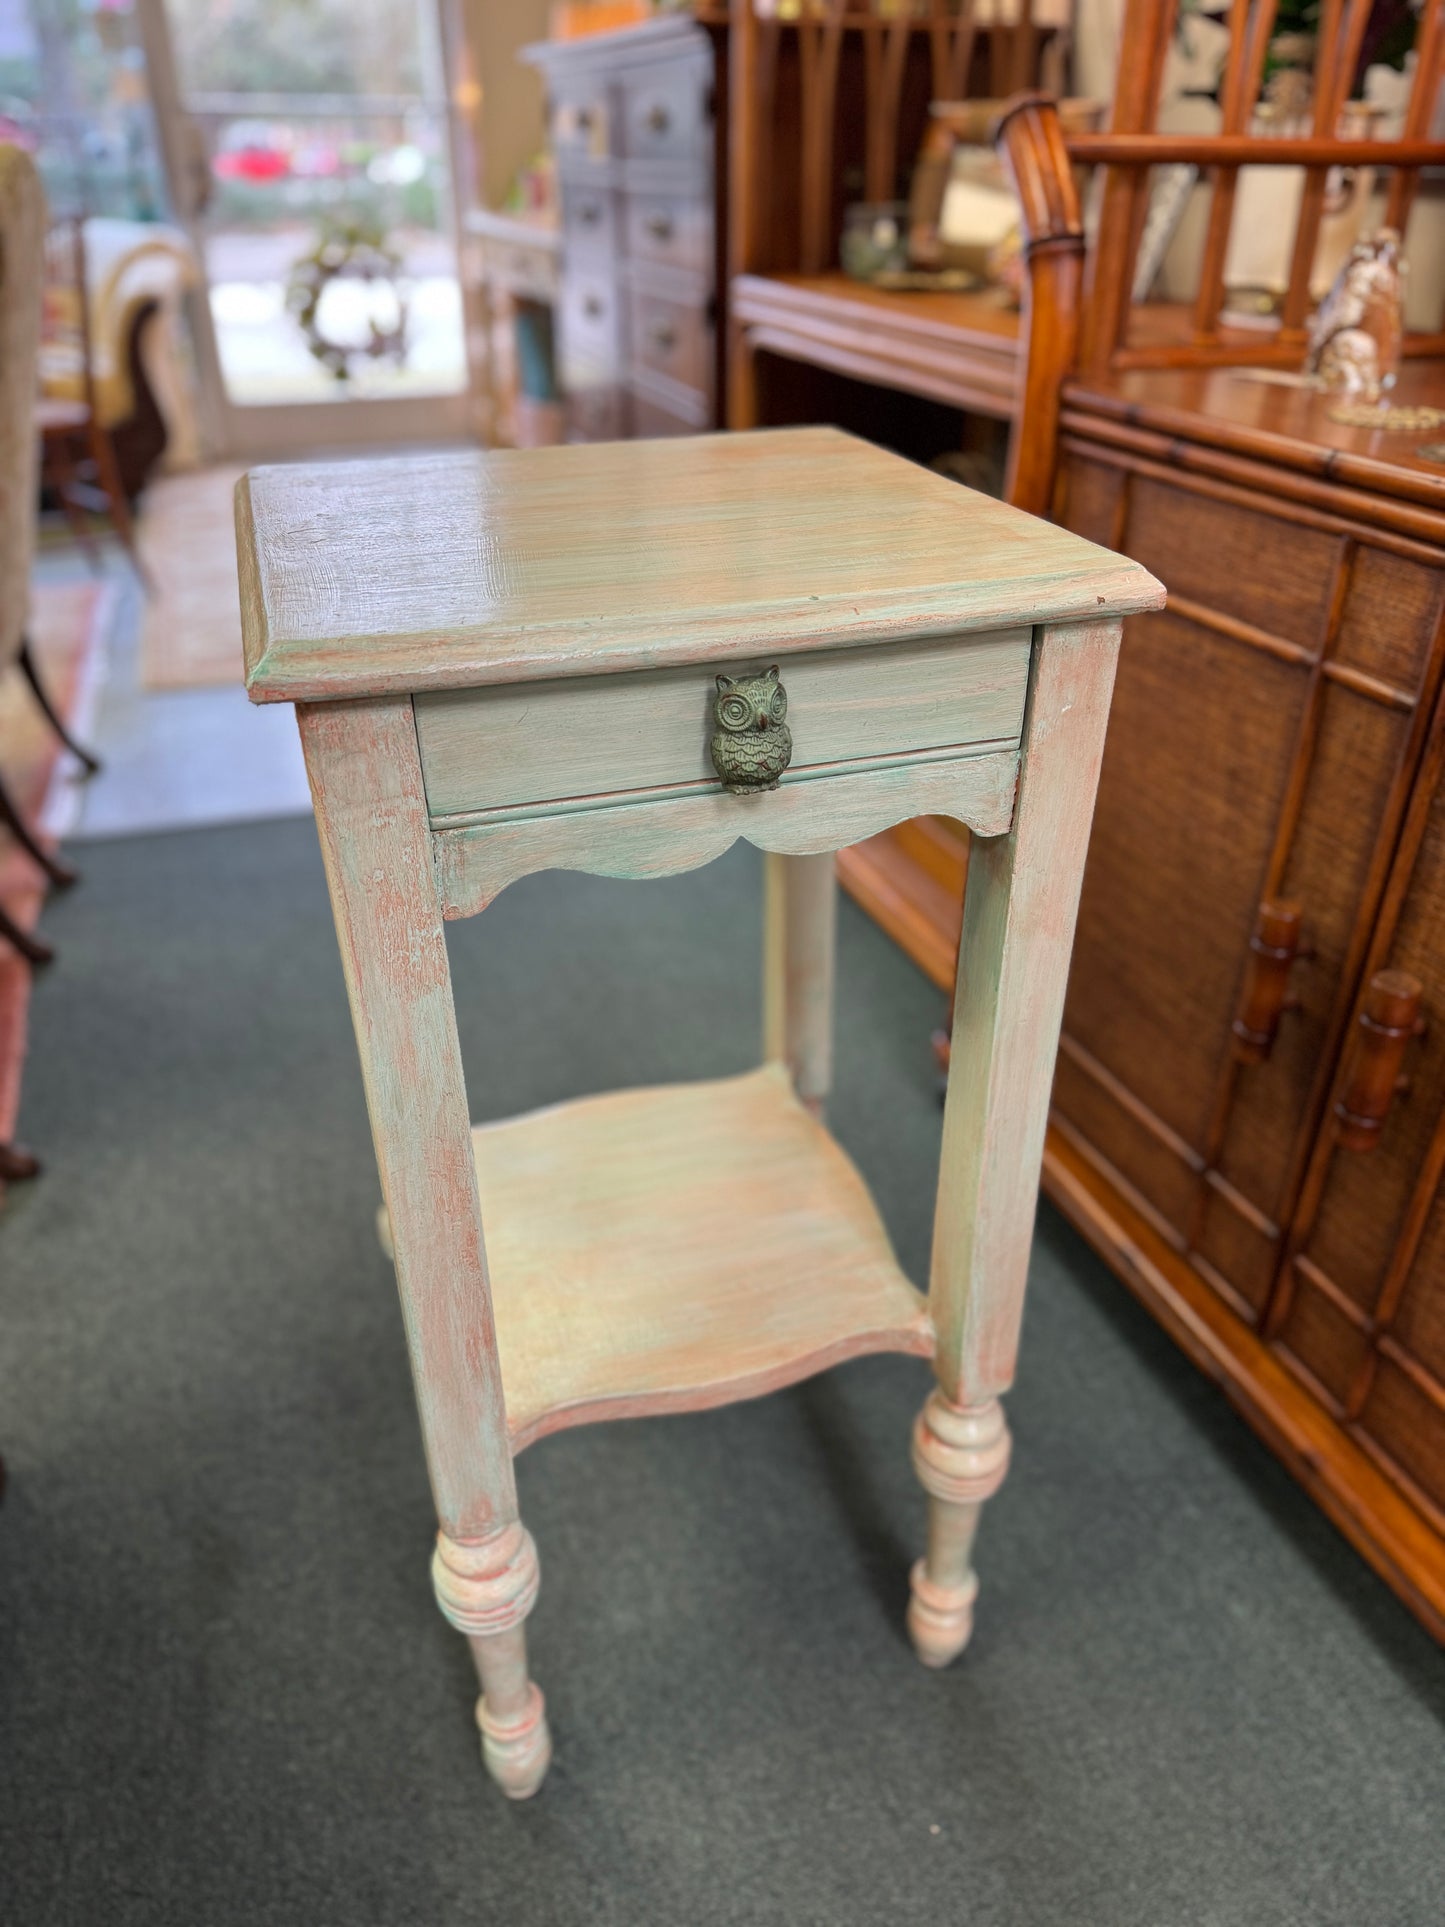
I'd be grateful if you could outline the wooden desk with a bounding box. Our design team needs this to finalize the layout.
[236,427,1160,1797]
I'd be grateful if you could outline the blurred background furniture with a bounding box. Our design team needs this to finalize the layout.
[726,0,1069,454]
[67,218,202,492]
[37,217,155,583]
[0,147,102,1185]
[467,207,564,447]
[524,12,724,441]
[850,0,1445,1639]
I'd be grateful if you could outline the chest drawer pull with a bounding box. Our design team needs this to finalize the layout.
[1231,899,1309,1065]
[1335,969,1427,1151]
[709,666,793,794]
[646,211,675,241]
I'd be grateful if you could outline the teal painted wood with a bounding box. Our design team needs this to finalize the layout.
[430,744,1021,918]
[296,697,516,1541]
[763,851,837,1115]
[237,429,1164,704]
[413,629,1031,821]
[928,618,1125,1402]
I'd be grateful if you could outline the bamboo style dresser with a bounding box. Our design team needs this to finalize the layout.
[236,428,1161,1797]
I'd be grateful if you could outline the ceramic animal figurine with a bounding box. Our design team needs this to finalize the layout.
[1304,227,1405,402]
[710,665,793,794]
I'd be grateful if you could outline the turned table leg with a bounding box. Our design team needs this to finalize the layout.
[299,698,551,1795]
[763,849,836,1115]
[434,1523,551,1799]
[911,620,1121,1664]
[908,1392,1011,1666]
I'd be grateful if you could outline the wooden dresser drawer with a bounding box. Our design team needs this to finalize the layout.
[561,182,619,260]
[620,57,710,164]
[628,282,709,393]
[630,371,709,436]
[414,630,1030,824]
[558,273,622,382]
[550,84,613,166]
[565,384,624,443]
[626,191,711,274]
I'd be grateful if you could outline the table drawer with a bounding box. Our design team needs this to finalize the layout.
[550,83,613,165]
[565,383,624,443]
[414,630,1031,824]
[628,282,709,393]
[626,191,711,274]
[630,371,709,436]
[558,273,622,382]
[620,57,710,163]
[561,182,619,260]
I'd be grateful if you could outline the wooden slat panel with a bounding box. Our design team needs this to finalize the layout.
[1058,599,1308,1158]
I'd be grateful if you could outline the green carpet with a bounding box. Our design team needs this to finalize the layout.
[1,818,1442,1926]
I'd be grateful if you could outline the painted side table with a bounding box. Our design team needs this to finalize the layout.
[237,428,1162,1799]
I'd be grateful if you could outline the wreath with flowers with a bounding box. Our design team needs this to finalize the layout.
[284,215,409,382]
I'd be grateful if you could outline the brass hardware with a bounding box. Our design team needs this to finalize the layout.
[649,322,677,353]
[709,666,793,794]
[645,103,671,135]
[1335,969,1427,1151]
[646,211,674,241]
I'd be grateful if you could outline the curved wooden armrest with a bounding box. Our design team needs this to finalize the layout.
[992,93,1085,515]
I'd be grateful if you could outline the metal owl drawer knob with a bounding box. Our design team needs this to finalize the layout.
[709,665,793,794]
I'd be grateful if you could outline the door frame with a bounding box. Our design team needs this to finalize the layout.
[134,0,478,458]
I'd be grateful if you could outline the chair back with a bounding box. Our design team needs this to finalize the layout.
[39,217,97,421]
[995,0,1445,510]
[0,144,46,671]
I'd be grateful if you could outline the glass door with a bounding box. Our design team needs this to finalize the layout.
[136,0,475,454]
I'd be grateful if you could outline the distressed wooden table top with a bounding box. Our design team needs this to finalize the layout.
[236,427,1163,703]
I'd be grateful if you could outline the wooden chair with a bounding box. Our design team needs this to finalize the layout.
[0,148,56,1178]
[0,155,108,1183]
[727,0,1068,438]
[37,215,152,589]
[851,0,1445,990]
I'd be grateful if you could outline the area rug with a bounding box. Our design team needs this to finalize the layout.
[0,578,113,1188]
[2,823,1443,1924]
[138,463,248,690]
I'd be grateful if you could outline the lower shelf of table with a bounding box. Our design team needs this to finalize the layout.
[382,1063,934,1450]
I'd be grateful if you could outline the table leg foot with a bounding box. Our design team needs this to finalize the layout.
[907,1392,1011,1668]
[477,1667,551,1800]
[433,1521,552,1797]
